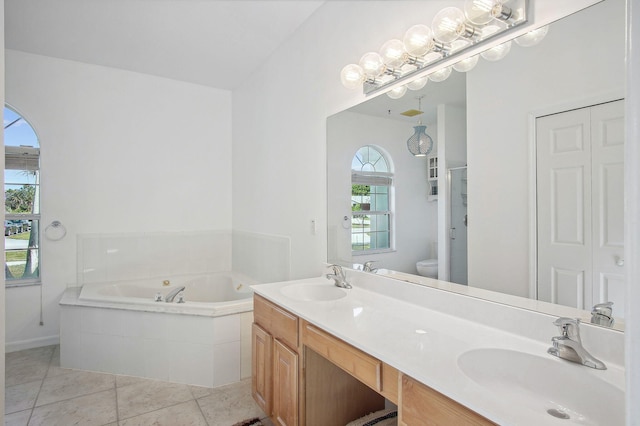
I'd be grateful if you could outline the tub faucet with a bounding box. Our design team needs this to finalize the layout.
[591,302,614,327]
[547,317,606,370]
[325,264,352,289]
[165,286,186,303]
[363,261,378,273]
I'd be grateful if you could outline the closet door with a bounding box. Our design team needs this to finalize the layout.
[537,108,592,309]
[591,100,625,311]
[536,100,624,312]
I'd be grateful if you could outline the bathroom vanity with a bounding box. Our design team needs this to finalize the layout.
[251,271,625,425]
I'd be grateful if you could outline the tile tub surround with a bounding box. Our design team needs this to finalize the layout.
[252,271,626,425]
[5,345,273,426]
[59,289,254,387]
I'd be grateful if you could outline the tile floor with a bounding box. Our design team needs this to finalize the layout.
[5,345,274,426]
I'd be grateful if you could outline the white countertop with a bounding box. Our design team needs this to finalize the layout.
[252,274,625,425]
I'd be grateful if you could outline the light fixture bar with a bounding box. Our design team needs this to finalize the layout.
[342,0,529,96]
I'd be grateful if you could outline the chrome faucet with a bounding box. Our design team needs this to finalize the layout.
[165,286,186,303]
[362,261,378,273]
[591,302,614,327]
[547,317,606,370]
[325,264,352,289]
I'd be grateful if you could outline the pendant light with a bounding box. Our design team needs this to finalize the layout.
[406,96,434,157]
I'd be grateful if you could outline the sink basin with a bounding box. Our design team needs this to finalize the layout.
[458,348,623,425]
[280,283,347,302]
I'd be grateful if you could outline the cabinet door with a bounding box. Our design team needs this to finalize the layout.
[273,339,298,426]
[252,323,272,416]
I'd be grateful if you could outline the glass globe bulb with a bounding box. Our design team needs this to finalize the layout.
[380,39,407,69]
[432,7,468,44]
[464,0,504,25]
[340,64,365,89]
[514,25,549,47]
[453,55,479,72]
[386,85,408,99]
[429,66,452,82]
[406,76,428,91]
[403,24,435,57]
[480,40,512,61]
[359,52,386,78]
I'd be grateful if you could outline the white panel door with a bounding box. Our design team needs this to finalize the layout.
[537,100,624,314]
[537,108,591,309]
[591,100,625,314]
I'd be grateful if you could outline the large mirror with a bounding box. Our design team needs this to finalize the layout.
[328,0,625,330]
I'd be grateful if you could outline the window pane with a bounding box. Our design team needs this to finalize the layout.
[5,170,38,185]
[5,183,39,214]
[5,219,39,281]
[3,108,39,148]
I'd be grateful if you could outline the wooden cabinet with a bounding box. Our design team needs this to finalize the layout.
[273,340,298,426]
[251,323,272,415]
[252,294,495,426]
[400,375,494,426]
[252,295,300,426]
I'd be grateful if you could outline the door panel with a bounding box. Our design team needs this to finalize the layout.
[537,100,624,315]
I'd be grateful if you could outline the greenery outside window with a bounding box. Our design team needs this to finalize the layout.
[4,106,41,286]
[351,145,393,253]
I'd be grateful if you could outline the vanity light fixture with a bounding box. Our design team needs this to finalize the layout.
[340,0,529,95]
[406,96,434,157]
[514,25,549,46]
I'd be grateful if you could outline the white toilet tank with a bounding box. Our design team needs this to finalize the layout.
[416,259,438,278]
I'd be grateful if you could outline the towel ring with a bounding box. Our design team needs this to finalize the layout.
[45,220,67,241]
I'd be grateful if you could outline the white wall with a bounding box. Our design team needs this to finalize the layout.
[5,50,232,350]
[1,0,6,413]
[327,111,437,273]
[466,0,625,297]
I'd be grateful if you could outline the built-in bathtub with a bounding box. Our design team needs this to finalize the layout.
[59,272,257,388]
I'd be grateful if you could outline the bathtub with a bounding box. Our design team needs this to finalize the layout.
[77,272,254,316]
[59,272,257,387]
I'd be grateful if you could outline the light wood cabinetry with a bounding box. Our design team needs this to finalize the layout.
[252,294,494,425]
[400,375,495,426]
[252,295,300,426]
[251,323,272,415]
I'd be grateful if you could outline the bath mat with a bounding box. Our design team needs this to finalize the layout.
[232,418,263,426]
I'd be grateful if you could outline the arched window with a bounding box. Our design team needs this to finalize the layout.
[4,106,40,285]
[351,145,393,253]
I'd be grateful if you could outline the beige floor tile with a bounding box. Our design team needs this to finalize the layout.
[5,359,50,387]
[6,346,55,367]
[197,379,265,426]
[29,389,117,426]
[4,409,31,426]
[117,380,194,420]
[119,400,208,426]
[189,384,214,399]
[36,370,115,407]
[5,380,41,414]
[115,374,156,388]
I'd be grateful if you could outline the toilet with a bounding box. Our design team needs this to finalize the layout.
[416,259,438,278]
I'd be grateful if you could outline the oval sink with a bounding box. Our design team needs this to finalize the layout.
[458,348,623,425]
[280,283,347,302]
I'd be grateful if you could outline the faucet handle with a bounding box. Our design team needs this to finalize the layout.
[327,264,344,275]
[553,317,581,340]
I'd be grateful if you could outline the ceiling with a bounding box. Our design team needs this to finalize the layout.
[4,0,324,90]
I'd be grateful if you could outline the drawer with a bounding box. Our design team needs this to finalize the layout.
[253,295,299,350]
[302,320,382,393]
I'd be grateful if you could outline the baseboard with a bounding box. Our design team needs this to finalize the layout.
[5,335,60,353]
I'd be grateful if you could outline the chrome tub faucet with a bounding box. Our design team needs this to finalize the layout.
[325,264,352,289]
[165,286,186,303]
[547,317,606,370]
